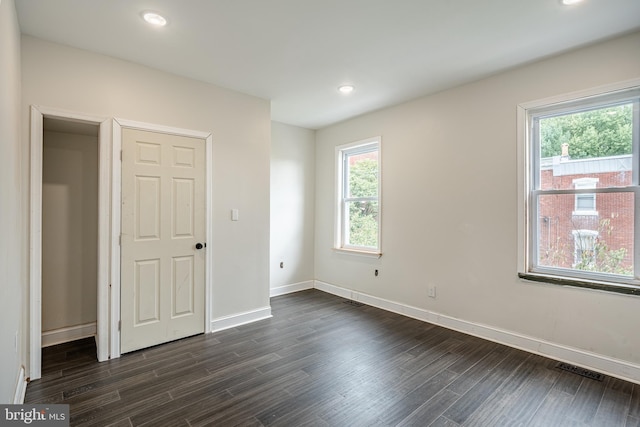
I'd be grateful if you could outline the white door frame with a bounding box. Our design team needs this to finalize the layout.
[29,106,111,380]
[111,118,213,358]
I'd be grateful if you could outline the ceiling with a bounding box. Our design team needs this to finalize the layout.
[15,0,640,130]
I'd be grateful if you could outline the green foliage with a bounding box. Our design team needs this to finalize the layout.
[540,104,632,159]
[574,215,632,276]
[349,158,378,198]
[348,202,379,247]
[540,214,632,276]
[347,158,378,248]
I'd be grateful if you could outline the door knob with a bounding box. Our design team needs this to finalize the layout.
[195,242,205,250]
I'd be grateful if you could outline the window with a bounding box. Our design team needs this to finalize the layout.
[518,83,640,294]
[335,137,381,255]
[572,178,598,215]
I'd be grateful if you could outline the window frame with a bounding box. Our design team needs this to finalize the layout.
[517,80,640,295]
[334,136,382,257]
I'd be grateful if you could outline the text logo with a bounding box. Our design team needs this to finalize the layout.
[0,405,69,426]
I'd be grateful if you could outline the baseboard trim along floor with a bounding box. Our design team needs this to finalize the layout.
[41,322,97,348]
[270,281,314,297]
[13,366,26,404]
[313,280,640,385]
[210,306,272,333]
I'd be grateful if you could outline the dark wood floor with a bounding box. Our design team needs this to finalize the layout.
[26,290,639,426]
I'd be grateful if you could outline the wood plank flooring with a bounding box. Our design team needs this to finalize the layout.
[25,289,640,426]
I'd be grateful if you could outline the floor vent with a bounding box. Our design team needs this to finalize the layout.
[556,362,605,381]
[343,300,364,307]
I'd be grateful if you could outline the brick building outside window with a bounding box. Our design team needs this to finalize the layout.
[537,150,634,274]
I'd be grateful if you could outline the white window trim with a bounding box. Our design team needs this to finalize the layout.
[334,136,382,257]
[517,78,640,294]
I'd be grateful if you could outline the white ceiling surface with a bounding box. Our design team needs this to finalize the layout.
[16,0,640,130]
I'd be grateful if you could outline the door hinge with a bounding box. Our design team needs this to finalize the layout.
[119,235,122,246]
[118,320,121,331]
[120,150,123,161]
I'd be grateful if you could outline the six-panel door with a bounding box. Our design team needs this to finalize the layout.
[120,128,205,353]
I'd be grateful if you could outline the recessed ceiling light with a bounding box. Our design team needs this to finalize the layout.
[338,85,355,95]
[561,0,584,5]
[142,12,167,26]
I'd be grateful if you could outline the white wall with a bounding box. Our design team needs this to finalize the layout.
[21,36,271,358]
[42,131,98,332]
[0,0,24,403]
[315,32,640,371]
[270,122,315,293]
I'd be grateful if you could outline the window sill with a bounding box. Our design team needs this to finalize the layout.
[518,272,640,296]
[333,247,382,258]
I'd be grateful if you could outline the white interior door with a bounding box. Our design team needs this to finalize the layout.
[121,128,205,353]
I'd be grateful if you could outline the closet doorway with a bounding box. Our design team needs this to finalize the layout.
[41,118,98,349]
[29,107,110,381]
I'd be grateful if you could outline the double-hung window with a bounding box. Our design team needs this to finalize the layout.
[519,83,640,294]
[335,137,381,255]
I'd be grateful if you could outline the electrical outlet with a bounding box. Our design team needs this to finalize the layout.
[428,286,437,298]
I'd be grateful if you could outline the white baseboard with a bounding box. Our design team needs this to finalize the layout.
[314,280,354,299]
[42,322,96,348]
[270,280,314,297]
[210,306,272,333]
[314,280,640,385]
[13,366,26,404]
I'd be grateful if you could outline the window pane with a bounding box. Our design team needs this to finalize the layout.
[575,194,595,211]
[345,200,378,248]
[347,151,378,198]
[538,103,633,191]
[537,193,634,276]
